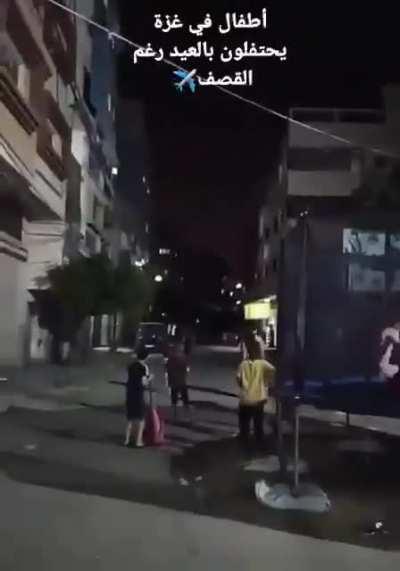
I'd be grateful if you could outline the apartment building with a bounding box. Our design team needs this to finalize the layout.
[246,85,400,343]
[0,0,121,367]
[0,0,77,368]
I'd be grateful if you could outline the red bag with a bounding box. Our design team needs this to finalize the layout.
[144,383,165,446]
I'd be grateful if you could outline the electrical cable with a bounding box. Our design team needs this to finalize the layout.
[47,0,400,159]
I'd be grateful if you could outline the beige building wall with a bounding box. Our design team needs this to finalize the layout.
[0,253,28,367]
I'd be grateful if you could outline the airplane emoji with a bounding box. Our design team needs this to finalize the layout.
[173,69,197,93]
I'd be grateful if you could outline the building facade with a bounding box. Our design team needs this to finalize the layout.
[0,0,77,368]
[246,85,400,347]
[0,0,121,369]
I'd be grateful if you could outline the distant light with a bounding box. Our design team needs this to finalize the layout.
[154,274,163,283]
[146,188,151,195]
[112,167,118,176]
[196,318,200,324]
[235,282,243,290]
[221,289,225,295]
[230,291,234,297]
[159,248,171,255]
[142,176,146,183]
[161,312,167,318]
[134,258,146,268]
[236,300,242,305]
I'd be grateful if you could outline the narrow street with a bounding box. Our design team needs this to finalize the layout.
[1,346,400,568]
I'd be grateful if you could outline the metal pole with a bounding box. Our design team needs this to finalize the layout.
[276,395,288,480]
[293,401,300,493]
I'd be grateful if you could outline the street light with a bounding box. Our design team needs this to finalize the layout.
[154,274,163,283]
[235,282,243,290]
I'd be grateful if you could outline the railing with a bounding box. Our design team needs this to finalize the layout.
[290,107,385,124]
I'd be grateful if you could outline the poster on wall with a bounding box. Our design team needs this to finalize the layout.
[343,229,386,256]
[280,218,400,418]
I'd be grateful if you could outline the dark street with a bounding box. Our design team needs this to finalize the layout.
[1,347,400,568]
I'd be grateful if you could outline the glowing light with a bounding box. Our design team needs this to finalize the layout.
[154,274,163,283]
[235,282,243,290]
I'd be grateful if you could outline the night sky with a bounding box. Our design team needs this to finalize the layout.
[117,0,400,280]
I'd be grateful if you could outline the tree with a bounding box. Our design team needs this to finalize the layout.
[36,255,153,363]
[109,259,154,348]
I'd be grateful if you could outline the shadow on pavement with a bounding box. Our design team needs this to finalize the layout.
[2,403,400,551]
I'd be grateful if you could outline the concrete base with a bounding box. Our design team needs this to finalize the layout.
[243,455,309,475]
[255,481,331,513]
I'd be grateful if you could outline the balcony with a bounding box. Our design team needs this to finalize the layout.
[37,126,66,181]
[0,65,39,134]
[0,154,60,222]
[0,0,51,78]
[43,0,76,84]
[45,89,70,142]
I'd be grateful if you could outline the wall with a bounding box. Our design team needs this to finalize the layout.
[289,121,397,152]
[0,103,36,180]
[288,170,360,197]
[0,252,27,367]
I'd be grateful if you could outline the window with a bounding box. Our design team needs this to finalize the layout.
[288,148,352,171]
[339,110,384,124]
[83,68,96,117]
[107,94,112,113]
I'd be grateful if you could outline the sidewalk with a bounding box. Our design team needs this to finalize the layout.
[0,349,131,413]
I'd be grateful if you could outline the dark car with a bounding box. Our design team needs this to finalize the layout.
[136,322,168,354]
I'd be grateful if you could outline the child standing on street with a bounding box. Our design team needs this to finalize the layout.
[165,344,191,419]
[125,348,152,447]
[236,344,275,445]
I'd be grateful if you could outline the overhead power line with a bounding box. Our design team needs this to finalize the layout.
[47,0,400,159]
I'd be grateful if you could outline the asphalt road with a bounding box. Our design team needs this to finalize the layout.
[1,346,400,568]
